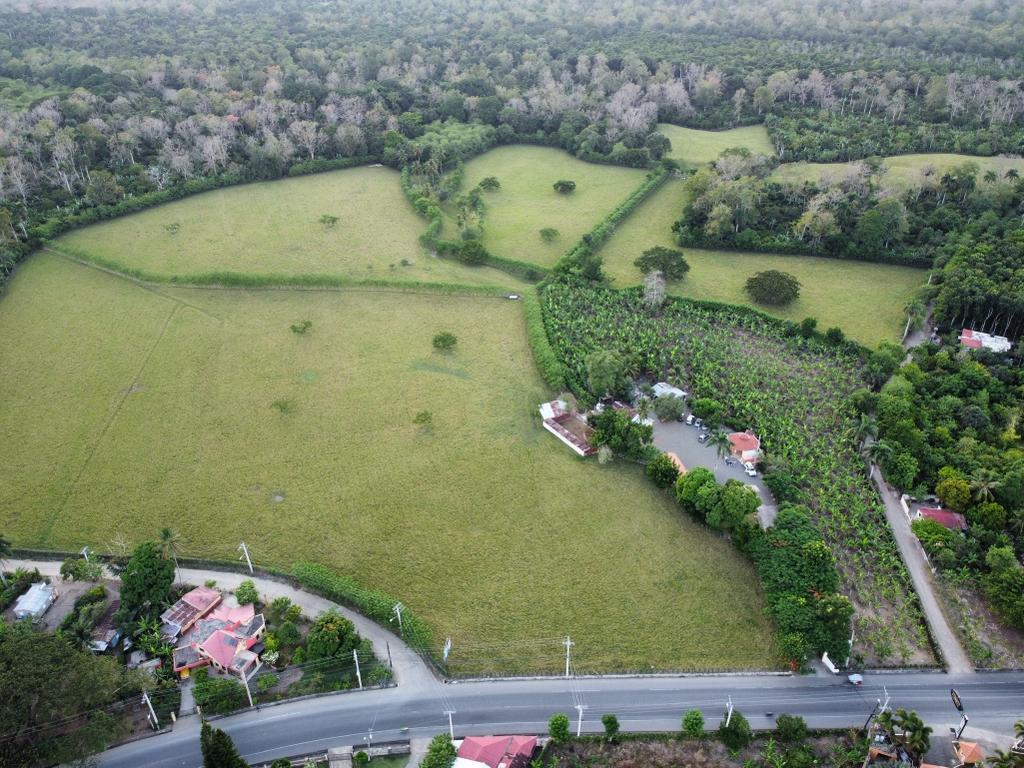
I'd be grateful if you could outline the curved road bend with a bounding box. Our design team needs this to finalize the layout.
[98,672,1024,767]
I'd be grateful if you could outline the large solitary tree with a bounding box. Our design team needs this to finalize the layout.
[116,541,175,626]
[634,246,690,281]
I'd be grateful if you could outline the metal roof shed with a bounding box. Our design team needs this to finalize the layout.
[13,582,56,620]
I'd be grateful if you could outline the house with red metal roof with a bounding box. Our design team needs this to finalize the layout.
[454,736,538,768]
[959,328,1012,354]
[728,429,762,461]
[160,586,222,640]
[914,506,968,531]
[171,600,266,680]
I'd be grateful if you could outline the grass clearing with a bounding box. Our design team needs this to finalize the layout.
[56,165,517,289]
[771,153,1024,190]
[457,145,648,268]
[0,253,776,674]
[600,179,927,346]
[657,124,774,166]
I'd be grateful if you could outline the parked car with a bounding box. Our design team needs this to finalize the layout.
[724,457,737,466]
[698,433,710,443]
[693,418,704,428]
[685,414,694,425]
[743,461,757,477]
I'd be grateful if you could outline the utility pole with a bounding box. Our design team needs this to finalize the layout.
[238,542,253,574]
[563,636,574,678]
[386,641,393,669]
[444,709,456,739]
[393,602,404,635]
[353,649,363,690]
[575,704,588,737]
[863,698,882,734]
[443,637,452,663]
[725,696,734,727]
[80,546,90,563]
[142,691,159,730]
[241,673,254,708]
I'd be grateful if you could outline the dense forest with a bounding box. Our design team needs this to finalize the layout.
[2,0,1024,289]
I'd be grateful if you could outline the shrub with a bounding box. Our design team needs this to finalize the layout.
[911,518,956,556]
[291,319,313,335]
[421,734,457,768]
[353,751,369,766]
[645,453,680,489]
[553,180,576,194]
[682,709,704,738]
[192,668,247,715]
[235,580,258,606]
[825,326,846,344]
[601,713,619,740]
[458,240,488,265]
[306,610,361,660]
[653,394,685,422]
[256,674,278,693]
[267,596,293,625]
[745,270,801,306]
[270,760,292,768]
[59,557,102,582]
[774,713,807,742]
[689,397,725,425]
[717,709,752,751]
[548,713,570,744]
[478,176,501,191]
[525,290,567,389]
[432,331,457,351]
[540,227,560,242]
[277,620,301,647]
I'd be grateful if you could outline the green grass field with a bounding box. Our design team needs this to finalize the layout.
[771,153,1024,190]
[56,166,517,289]
[457,146,648,267]
[0,253,776,674]
[657,124,774,166]
[600,180,927,346]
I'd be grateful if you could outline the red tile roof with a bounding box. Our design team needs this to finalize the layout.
[918,507,968,530]
[458,736,537,768]
[955,741,985,765]
[728,430,761,454]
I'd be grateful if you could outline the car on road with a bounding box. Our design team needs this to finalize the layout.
[698,433,709,443]
[724,457,737,466]
[743,461,757,477]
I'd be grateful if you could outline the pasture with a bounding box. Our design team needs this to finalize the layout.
[657,124,775,166]
[457,145,648,267]
[0,253,776,674]
[56,165,516,289]
[771,153,1024,190]
[600,180,927,346]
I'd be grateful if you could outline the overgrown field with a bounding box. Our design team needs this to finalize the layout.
[599,180,927,346]
[657,124,774,166]
[770,153,1024,190]
[56,165,516,289]
[0,253,776,674]
[457,146,648,267]
[540,281,932,665]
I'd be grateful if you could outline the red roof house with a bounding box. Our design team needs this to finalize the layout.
[160,586,222,639]
[915,507,968,531]
[728,430,762,461]
[172,602,266,680]
[456,736,538,768]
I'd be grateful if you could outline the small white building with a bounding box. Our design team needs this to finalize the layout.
[652,382,687,400]
[13,582,57,620]
[960,328,1013,354]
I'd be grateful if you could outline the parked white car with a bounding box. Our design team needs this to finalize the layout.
[743,461,757,477]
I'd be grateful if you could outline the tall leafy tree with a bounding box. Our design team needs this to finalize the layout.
[116,541,175,626]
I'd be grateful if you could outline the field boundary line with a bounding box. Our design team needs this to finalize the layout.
[43,246,516,301]
[45,247,223,320]
[42,302,183,541]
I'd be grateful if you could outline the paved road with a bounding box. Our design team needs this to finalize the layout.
[7,559,435,693]
[867,473,975,674]
[98,671,1024,767]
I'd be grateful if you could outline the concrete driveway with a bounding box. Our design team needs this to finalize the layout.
[651,418,778,527]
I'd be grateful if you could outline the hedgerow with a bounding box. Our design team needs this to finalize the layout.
[293,561,433,655]
[523,289,567,390]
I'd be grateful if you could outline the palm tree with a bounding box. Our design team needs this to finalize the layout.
[1006,168,1020,181]
[852,414,878,448]
[983,170,999,184]
[985,749,1020,768]
[1008,509,1024,539]
[898,709,932,764]
[159,527,182,584]
[863,439,893,470]
[636,398,650,424]
[709,430,732,461]
[970,469,1002,503]
[0,535,10,587]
